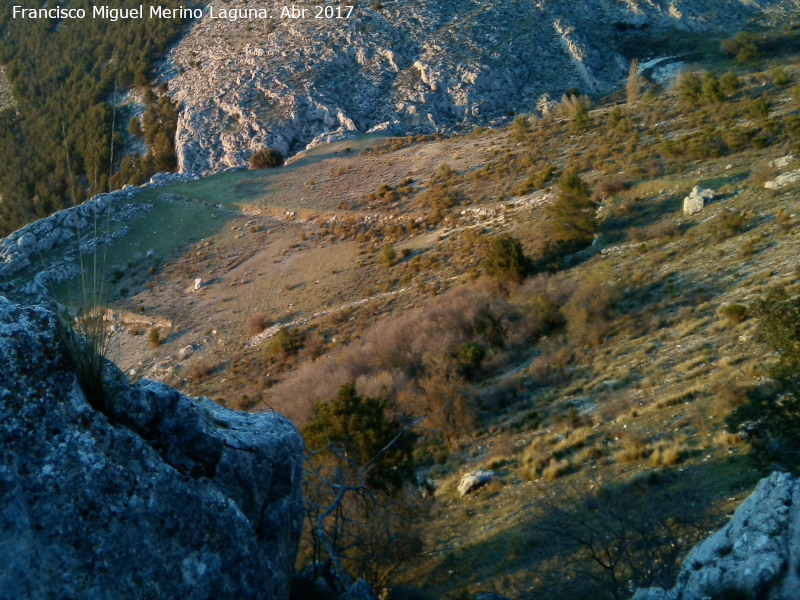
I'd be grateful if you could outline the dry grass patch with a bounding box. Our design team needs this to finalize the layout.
[245,312,273,335]
[613,430,649,464]
[649,437,688,466]
[655,384,704,409]
[542,458,571,481]
[714,431,744,449]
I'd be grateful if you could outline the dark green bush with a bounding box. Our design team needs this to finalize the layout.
[457,342,486,378]
[722,304,748,324]
[250,147,284,169]
[303,383,416,491]
[728,287,800,469]
[483,235,530,283]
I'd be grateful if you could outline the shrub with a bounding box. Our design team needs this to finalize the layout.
[675,71,702,107]
[626,58,644,105]
[750,165,776,187]
[545,168,597,248]
[250,147,284,169]
[720,31,761,63]
[720,71,741,96]
[701,73,723,103]
[245,313,272,336]
[607,105,623,128]
[772,67,792,87]
[456,342,486,378]
[190,361,213,381]
[511,115,531,141]
[558,94,591,132]
[379,243,397,267]
[721,304,747,324]
[148,327,161,347]
[304,383,416,490]
[483,235,529,283]
[270,327,304,356]
[594,176,626,199]
[748,97,770,120]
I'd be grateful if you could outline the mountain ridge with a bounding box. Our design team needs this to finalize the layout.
[162,0,794,174]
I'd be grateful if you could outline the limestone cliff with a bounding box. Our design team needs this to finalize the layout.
[0,296,303,599]
[162,0,795,174]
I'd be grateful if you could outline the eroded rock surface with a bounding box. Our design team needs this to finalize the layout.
[163,0,784,174]
[0,296,303,600]
[632,471,800,600]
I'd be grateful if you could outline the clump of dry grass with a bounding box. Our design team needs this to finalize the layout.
[245,312,272,336]
[552,426,592,456]
[522,438,551,480]
[190,361,214,382]
[650,437,687,466]
[575,440,607,466]
[714,431,744,449]
[542,458,571,481]
[655,385,703,409]
[613,430,649,464]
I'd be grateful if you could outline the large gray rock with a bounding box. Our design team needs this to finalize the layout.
[683,185,714,215]
[458,470,496,497]
[632,471,800,600]
[0,187,151,287]
[765,168,800,190]
[0,296,303,600]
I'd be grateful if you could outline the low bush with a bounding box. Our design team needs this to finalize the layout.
[245,313,272,336]
[250,147,284,169]
[721,304,748,324]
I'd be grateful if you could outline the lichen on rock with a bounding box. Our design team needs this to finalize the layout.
[0,295,304,600]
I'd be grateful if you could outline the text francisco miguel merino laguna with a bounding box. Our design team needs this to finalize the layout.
[11,5,286,21]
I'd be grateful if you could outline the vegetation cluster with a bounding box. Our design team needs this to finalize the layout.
[0,0,188,235]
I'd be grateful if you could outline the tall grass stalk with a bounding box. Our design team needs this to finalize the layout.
[56,118,115,414]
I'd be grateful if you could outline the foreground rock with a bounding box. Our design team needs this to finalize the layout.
[0,296,303,599]
[632,471,800,600]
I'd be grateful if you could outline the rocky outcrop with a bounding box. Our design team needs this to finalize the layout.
[458,470,497,496]
[0,172,200,301]
[683,185,714,215]
[632,471,800,600]
[0,296,304,599]
[765,168,800,190]
[163,0,781,175]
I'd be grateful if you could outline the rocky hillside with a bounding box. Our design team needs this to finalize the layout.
[164,0,794,174]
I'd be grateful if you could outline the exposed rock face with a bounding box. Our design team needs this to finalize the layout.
[632,472,800,600]
[0,296,303,599]
[163,0,783,175]
[765,168,800,190]
[683,185,714,215]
